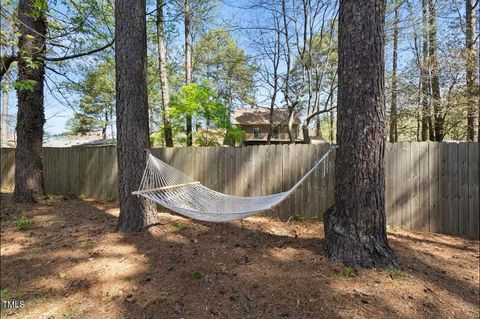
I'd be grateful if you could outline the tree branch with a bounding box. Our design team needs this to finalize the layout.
[1,55,16,81]
[305,106,336,125]
[44,39,114,62]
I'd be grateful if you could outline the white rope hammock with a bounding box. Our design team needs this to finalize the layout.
[133,147,334,222]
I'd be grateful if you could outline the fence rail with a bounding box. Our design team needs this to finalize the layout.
[1,142,478,239]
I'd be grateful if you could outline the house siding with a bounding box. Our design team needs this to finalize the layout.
[240,124,298,140]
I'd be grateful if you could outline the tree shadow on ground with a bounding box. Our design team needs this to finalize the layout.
[0,193,478,319]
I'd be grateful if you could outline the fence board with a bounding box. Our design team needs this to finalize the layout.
[428,143,439,233]
[468,143,479,239]
[447,143,459,235]
[410,142,420,230]
[0,142,478,239]
[418,142,429,232]
[458,143,469,237]
[439,143,449,234]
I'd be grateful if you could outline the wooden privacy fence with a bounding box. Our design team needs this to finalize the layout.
[0,142,478,239]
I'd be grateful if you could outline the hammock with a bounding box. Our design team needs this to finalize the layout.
[133,147,334,222]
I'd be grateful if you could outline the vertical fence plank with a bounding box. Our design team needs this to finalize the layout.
[418,142,430,232]
[399,142,410,229]
[439,143,449,234]
[385,143,395,226]
[394,143,401,227]
[410,142,420,230]
[468,142,479,239]
[458,143,469,237]
[428,143,439,233]
[447,143,459,235]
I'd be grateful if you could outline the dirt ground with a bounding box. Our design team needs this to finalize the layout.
[0,192,478,319]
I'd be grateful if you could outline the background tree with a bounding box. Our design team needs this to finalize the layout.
[324,0,397,267]
[156,0,174,147]
[389,0,400,143]
[66,59,115,139]
[465,0,477,141]
[194,29,256,119]
[115,0,155,232]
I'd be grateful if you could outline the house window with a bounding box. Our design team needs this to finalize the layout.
[253,127,261,139]
[272,127,279,139]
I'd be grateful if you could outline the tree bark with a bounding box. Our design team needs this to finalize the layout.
[324,0,397,268]
[466,0,477,141]
[1,82,9,146]
[13,0,47,203]
[421,0,433,141]
[428,0,443,141]
[267,17,281,144]
[115,0,156,232]
[0,56,16,82]
[184,0,193,146]
[157,0,174,147]
[389,0,399,143]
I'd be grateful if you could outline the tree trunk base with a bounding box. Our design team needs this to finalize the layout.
[116,197,158,233]
[324,206,399,269]
[12,189,37,203]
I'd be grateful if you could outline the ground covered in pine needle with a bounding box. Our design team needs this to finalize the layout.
[0,192,479,319]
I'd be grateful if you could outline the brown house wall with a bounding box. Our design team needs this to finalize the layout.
[240,125,298,140]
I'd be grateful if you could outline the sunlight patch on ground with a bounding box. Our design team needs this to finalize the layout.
[0,243,25,256]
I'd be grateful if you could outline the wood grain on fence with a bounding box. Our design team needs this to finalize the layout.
[1,142,478,238]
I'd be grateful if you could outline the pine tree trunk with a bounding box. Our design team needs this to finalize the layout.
[466,0,477,141]
[184,0,193,146]
[421,0,432,141]
[115,0,156,233]
[157,0,174,147]
[1,84,9,146]
[428,0,443,141]
[324,0,397,268]
[389,0,399,143]
[13,0,46,203]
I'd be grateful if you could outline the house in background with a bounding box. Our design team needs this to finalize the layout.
[233,108,300,145]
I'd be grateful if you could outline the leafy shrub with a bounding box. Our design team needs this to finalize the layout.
[17,216,32,231]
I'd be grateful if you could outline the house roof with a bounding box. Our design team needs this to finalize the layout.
[233,108,300,125]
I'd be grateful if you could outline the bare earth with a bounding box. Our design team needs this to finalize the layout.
[0,192,478,319]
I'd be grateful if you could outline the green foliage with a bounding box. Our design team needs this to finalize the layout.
[389,269,407,279]
[14,80,37,92]
[17,216,32,231]
[62,307,78,319]
[0,288,10,300]
[192,270,201,279]
[194,29,256,110]
[194,128,226,146]
[172,221,188,232]
[66,59,115,136]
[223,126,246,146]
[169,83,229,131]
[342,266,356,278]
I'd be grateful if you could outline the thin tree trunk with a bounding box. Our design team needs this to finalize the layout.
[281,0,296,143]
[428,0,443,141]
[389,0,399,143]
[1,84,9,146]
[329,109,334,143]
[267,16,281,144]
[13,0,46,203]
[157,0,174,147]
[421,0,432,141]
[115,0,156,232]
[184,0,193,146]
[324,0,397,268]
[466,0,477,141]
